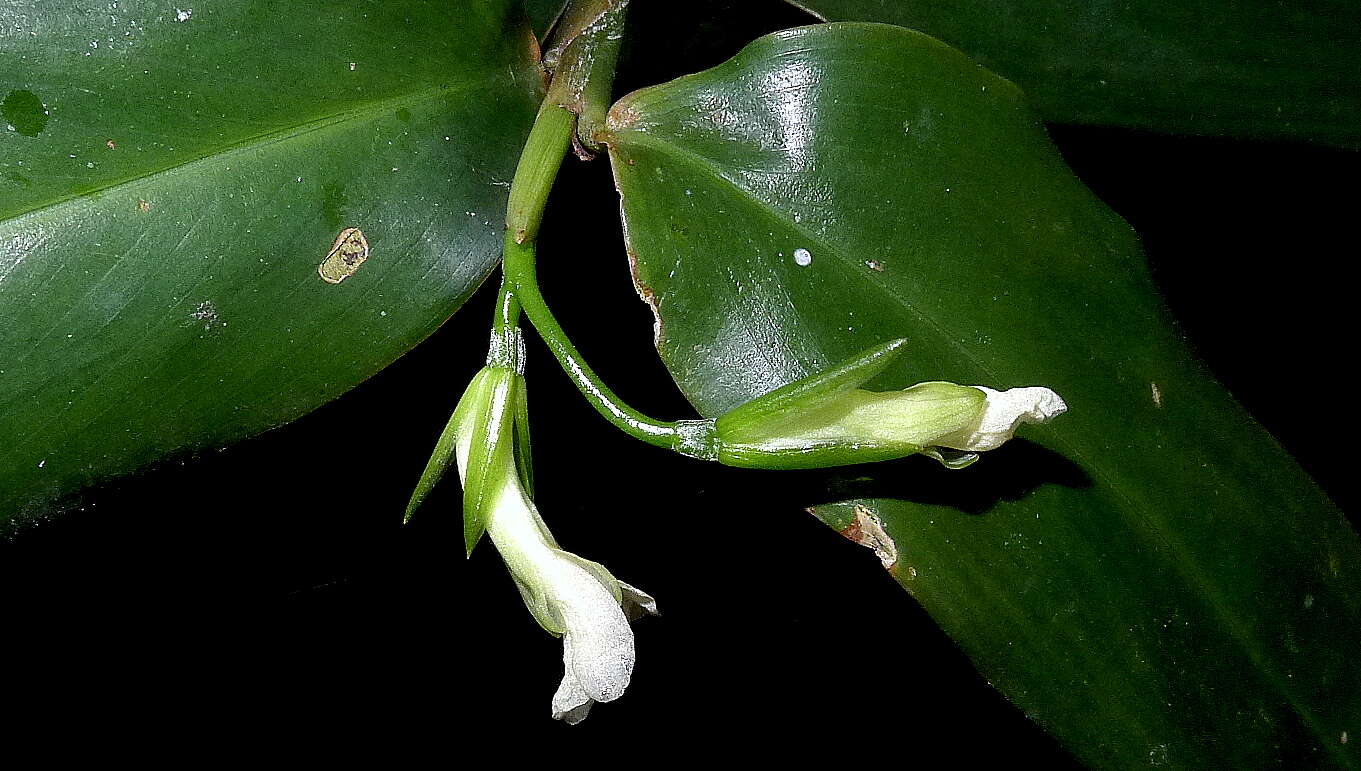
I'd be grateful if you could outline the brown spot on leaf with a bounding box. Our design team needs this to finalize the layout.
[626,247,663,347]
[840,504,899,571]
[136,199,152,213]
[606,100,641,132]
[318,227,369,284]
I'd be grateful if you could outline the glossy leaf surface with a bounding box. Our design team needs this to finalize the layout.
[789,0,1361,147]
[0,1,540,524]
[606,23,1361,767]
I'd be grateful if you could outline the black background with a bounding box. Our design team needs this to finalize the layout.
[4,1,1357,761]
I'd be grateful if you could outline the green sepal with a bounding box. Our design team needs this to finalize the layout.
[716,338,908,439]
[512,374,535,498]
[921,447,980,470]
[718,432,917,470]
[462,368,519,556]
[717,374,986,470]
[511,572,564,636]
[403,369,495,524]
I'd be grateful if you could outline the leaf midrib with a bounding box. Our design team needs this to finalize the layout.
[611,126,1346,764]
[0,81,477,226]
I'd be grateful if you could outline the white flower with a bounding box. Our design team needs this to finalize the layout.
[452,385,657,724]
[934,386,1068,451]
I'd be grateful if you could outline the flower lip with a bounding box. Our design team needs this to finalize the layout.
[540,552,659,722]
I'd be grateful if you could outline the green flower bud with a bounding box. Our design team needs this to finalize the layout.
[717,379,987,469]
[703,339,1067,469]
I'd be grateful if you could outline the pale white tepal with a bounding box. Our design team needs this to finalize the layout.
[935,385,1068,452]
[453,396,657,724]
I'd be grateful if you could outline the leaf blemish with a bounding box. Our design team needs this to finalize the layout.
[626,248,663,346]
[605,101,641,131]
[840,504,898,571]
[189,300,221,330]
[1151,382,1163,408]
[318,227,369,284]
[2,89,49,137]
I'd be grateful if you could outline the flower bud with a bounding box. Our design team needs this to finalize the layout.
[707,339,1067,469]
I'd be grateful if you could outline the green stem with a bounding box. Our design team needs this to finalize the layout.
[505,101,576,245]
[503,232,677,448]
[498,4,680,450]
[544,0,630,153]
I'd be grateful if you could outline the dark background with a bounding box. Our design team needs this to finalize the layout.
[3,1,1356,760]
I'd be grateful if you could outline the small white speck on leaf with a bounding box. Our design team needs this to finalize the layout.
[793,248,812,267]
[1151,382,1163,407]
[174,8,192,22]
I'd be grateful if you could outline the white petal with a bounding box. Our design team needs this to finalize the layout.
[936,386,1067,451]
[551,634,595,724]
[619,580,660,621]
[547,558,636,703]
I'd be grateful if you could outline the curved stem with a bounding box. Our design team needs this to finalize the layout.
[504,232,677,447]
[500,30,681,450]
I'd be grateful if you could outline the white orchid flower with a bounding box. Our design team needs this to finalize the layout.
[441,365,656,724]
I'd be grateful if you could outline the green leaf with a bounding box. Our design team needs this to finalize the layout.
[604,23,1361,767]
[788,1,1361,148]
[0,1,541,526]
